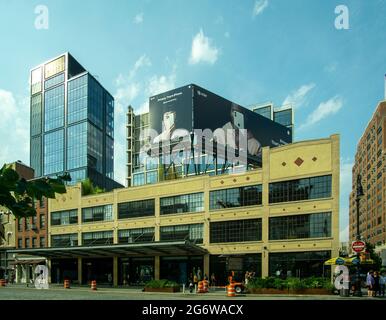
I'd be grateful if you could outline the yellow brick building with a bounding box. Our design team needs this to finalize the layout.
[14,135,340,286]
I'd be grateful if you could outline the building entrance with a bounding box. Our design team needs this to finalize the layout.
[82,258,113,285]
[160,256,203,285]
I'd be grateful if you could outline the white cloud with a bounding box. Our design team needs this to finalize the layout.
[0,90,29,167]
[299,96,343,129]
[133,12,143,24]
[282,83,315,109]
[253,0,269,17]
[112,56,177,186]
[189,29,219,65]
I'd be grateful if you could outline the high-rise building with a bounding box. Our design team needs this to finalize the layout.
[126,84,293,187]
[30,53,122,191]
[349,101,386,247]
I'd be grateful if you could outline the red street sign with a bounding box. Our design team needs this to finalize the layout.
[352,241,366,253]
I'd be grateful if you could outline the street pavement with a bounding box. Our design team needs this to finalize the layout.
[0,284,384,300]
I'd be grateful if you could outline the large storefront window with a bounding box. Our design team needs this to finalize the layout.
[82,204,113,223]
[160,193,204,215]
[160,256,203,285]
[210,254,262,286]
[118,257,154,286]
[210,219,262,243]
[118,228,155,244]
[269,251,331,278]
[210,185,262,210]
[160,224,203,243]
[82,258,113,285]
[51,258,77,284]
[269,175,332,203]
[51,209,78,226]
[269,212,331,240]
[118,199,155,219]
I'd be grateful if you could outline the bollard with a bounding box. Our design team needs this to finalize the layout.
[197,281,204,293]
[91,280,97,291]
[182,284,185,294]
[203,280,208,293]
[0,279,6,287]
[226,284,236,297]
[64,279,70,289]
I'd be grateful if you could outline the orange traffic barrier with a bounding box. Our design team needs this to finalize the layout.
[203,280,209,293]
[227,284,236,297]
[0,279,6,287]
[197,281,204,293]
[91,280,97,291]
[64,279,70,289]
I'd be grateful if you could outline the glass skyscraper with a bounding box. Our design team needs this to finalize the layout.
[30,53,121,190]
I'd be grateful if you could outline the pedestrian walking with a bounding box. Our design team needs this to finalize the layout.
[379,271,386,297]
[366,270,375,297]
[210,273,216,288]
[373,271,380,297]
[197,267,202,282]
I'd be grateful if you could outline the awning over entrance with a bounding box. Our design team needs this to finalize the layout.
[10,259,45,265]
[8,241,207,259]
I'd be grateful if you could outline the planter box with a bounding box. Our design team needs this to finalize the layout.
[248,288,333,295]
[248,288,289,294]
[144,287,180,293]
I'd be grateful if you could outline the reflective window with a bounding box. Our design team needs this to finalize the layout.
[269,175,332,203]
[44,129,64,175]
[44,85,64,131]
[210,185,262,210]
[160,223,203,243]
[31,67,42,95]
[82,204,113,223]
[88,76,104,129]
[254,105,272,119]
[31,136,42,177]
[118,199,155,219]
[67,122,87,170]
[40,214,46,229]
[68,75,88,124]
[133,173,145,186]
[269,212,331,240]
[160,193,204,215]
[45,73,65,90]
[269,251,331,278]
[67,169,87,185]
[40,237,45,248]
[105,136,114,179]
[146,171,158,184]
[118,228,154,243]
[31,94,42,136]
[88,123,103,174]
[106,95,114,138]
[82,231,113,246]
[51,209,78,226]
[45,56,65,79]
[51,233,78,247]
[210,219,262,243]
[274,109,293,127]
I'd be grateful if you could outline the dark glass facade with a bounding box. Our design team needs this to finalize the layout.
[210,219,262,243]
[30,53,121,191]
[209,185,262,210]
[160,223,203,243]
[269,251,331,278]
[269,212,331,240]
[118,199,155,219]
[160,193,204,215]
[269,175,332,203]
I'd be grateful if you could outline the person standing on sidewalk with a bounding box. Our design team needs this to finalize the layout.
[379,271,386,297]
[373,271,380,297]
[366,270,375,297]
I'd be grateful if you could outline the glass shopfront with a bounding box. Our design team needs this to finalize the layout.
[160,256,203,285]
[51,258,78,284]
[118,257,154,286]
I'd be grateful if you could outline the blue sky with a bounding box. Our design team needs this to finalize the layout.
[1,0,386,241]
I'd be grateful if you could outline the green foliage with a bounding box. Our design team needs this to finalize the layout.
[145,279,179,288]
[365,242,383,270]
[246,276,333,290]
[0,164,70,219]
[81,178,105,196]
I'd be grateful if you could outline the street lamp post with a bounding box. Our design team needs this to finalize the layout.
[353,174,364,297]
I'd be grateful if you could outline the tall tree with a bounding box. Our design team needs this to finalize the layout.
[0,164,70,219]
